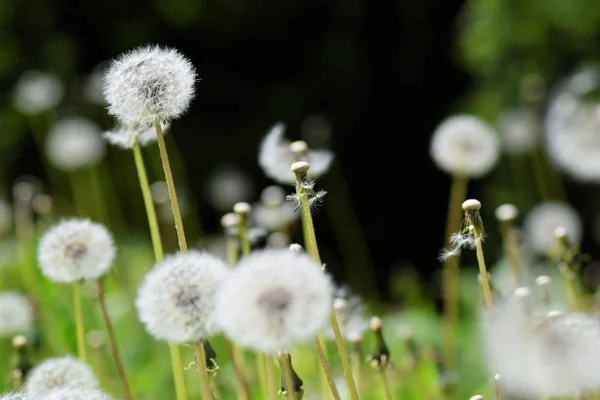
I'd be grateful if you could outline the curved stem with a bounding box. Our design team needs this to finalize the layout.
[73,280,86,362]
[222,338,251,400]
[97,282,134,400]
[195,342,214,400]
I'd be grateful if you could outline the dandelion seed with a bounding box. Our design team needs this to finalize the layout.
[523,202,582,254]
[25,356,98,399]
[46,117,105,171]
[37,219,116,283]
[215,248,333,353]
[42,387,113,400]
[0,292,32,338]
[103,45,197,126]
[430,115,500,177]
[103,122,170,150]
[12,70,64,115]
[136,250,229,343]
[258,122,334,185]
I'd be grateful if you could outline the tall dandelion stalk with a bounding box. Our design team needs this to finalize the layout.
[291,161,356,400]
[73,280,86,362]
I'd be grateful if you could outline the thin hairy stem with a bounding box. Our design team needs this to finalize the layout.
[474,236,493,309]
[222,338,251,400]
[97,282,134,400]
[256,353,270,399]
[351,343,362,394]
[73,280,86,362]
[169,345,188,400]
[442,173,468,373]
[209,376,222,400]
[314,338,342,400]
[278,354,298,400]
[195,342,214,400]
[499,221,522,288]
[264,355,279,400]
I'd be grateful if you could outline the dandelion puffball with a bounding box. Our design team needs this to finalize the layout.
[25,356,98,399]
[430,114,500,177]
[103,122,169,150]
[136,250,229,343]
[103,45,196,126]
[215,248,334,353]
[523,202,582,254]
[46,117,105,171]
[37,219,116,283]
[204,165,255,212]
[0,292,33,338]
[12,70,63,115]
[497,108,538,154]
[259,122,334,185]
[42,388,113,400]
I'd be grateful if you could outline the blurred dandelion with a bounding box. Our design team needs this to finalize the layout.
[45,117,105,171]
[12,70,63,115]
[0,292,33,338]
[523,202,582,255]
[25,356,98,399]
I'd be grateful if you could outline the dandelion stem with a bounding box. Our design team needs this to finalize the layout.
[294,176,358,400]
[378,368,392,400]
[474,236,493,309]
[209,376,222,400]
[442,173,468,373]
[499,220,522,288]
[195,341,214,400]
[264,354,279,400]
[155,122,187,252]
[278,353,298,400]
[73,280,86,362]
[222,338,251,400]
[351,342,362,394]
[133,139,187,400]
[256,353,270,399]
[97,281,134,400]
[314,338,342,400]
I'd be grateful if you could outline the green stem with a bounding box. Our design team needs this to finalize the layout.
[264,354,279,400]
[155,123,188,252]
[500,222,522,288]
[222,338,251,400]
[195,342,213,400]
[474,236,493,309]
[378,368,392,400]
[278,354,297,400]
[314,338,342,400]
[351,343,361,394]
[169,345,188,400]
[256,353,270,400]
[73,280,86,362]
[97,282,134,400]
[209,376,222,400]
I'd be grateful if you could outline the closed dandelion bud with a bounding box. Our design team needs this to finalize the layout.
[523,202,582,255]
[46,117,105,171]
[103,45,197,126]
[42,388,113,400]
[25,356,98,399]
[259,122,333,185]
[103,122,169,149]
[136,250,229,343]
[12,70,63,115]
[430,115,500,177]
[37,219,116,283]
[367,316,390,369]
[214,248,333,353]
[0,292,33,338]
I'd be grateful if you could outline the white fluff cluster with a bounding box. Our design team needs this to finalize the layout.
[258,123,334,185]
[215,248,333,353]
[42,388,113,400]
[252,185,297,231]
[544,66,600,181]
[0,292,33,338]
[204,165,255,212]
[12,70,63,115]
[497,108,538,154]
[103,45,196,126]
[430,115,500,177]
[136,250,229,343]
[0,392,24,400]
[523,202,582,254]
[25,356,98,399]
[483,297,600,398]
[325,287,369,342]
[45,117,105,171]
[103,123,169,149]
[37,219,116,283]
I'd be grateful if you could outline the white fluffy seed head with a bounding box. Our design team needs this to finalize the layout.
[497,108,538,154]
[204,165,254,212]
[136,250,229,343]
[37,219,116,283]
[430,115,500,177]
[103,45,197,126]
[42,388,113,400]
[523,202,582,254]
[46,117,105,171]
[12,70,63,115]
[495,204,518,222]
[215,248,333,353]
[103,122,169,150]
[258,123,334,185]
[25,356,98,399]
[233,202,251,215]
[0,292,33,338]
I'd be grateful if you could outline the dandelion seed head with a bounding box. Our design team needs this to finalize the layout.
[205,165,254,212]
[523,202,582,254]
[103,122,169,149]
[252,187,298,232]
[497,108,538,154]
[42,387,113,400]
[430,115,500,177]
[495,204,518,222]
[215,248,333,353]
[46,117,105,171]
[103,45,196,126]
[13,70,64,115]
[0,292,33,338]
[233,202,251,215]
[25,356,98,399]
[136,250,229,343]
[258,123,333,185]
[220,213,240,230]
[37,219,116,283]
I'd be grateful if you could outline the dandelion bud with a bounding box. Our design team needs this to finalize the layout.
[37,219,116,283]
[462,199,481,211]
[103,45,197,126]
[289,243,304,253]
[220,213,240,230]
[233,202,251,215]
[289,140,308,155]
[367,316,390,369]
[25,356,98,399]
[495,204,518,222]
[46,117,105,171]
[291,161,310,175]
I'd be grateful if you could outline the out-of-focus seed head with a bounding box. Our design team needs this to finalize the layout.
[13,70,63,115]
[523,202,582,254]
[42,387,113,400]
[25,356,98,399]
[497,108,538,154]
[46,117,105,171]
[0,292,33,338]
[204,165,254,212]
[495,204,519,222]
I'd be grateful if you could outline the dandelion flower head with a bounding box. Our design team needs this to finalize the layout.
[430,114,500,177]
[523,202,582,254]
[0,292,33,338]
[103,45,196,126]
[25,356,98,399]
[45,117,105,171]
[136,250,229,343]
[37,219,116,283]
[215,248,334,353]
